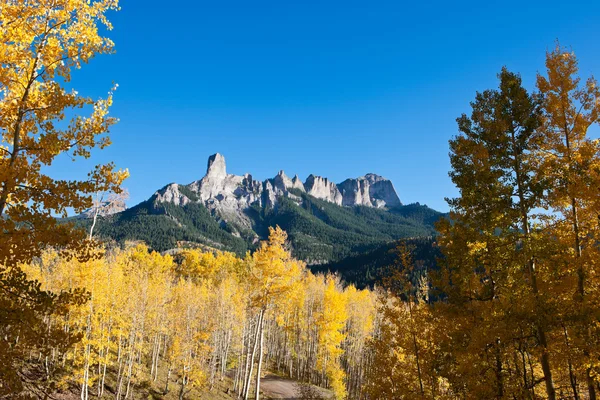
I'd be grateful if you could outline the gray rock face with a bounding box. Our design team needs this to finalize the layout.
[154,153,401,233]
[206,153,227,180]
[291,175,306,192]
[304,175,343,206]
[78,202,127,219]
[272,170,293,193]
[337,173,401,208]
[155,183,190,207]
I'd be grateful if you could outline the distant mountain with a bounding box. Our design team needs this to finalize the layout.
[85,153,445,276]
[151,152,403,232]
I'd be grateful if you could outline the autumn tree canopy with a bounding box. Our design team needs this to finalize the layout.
[0,0,127,267]
[368,45,600,400]
[0,0,126,395]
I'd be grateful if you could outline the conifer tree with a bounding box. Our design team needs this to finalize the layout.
[438,67,558,398]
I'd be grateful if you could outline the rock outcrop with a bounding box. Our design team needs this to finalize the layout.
[155,183,191,207]
[304,175,343,206]
[291,175,305,192]
[153,153,402,231]
[337,174,401,208]
[206,153,227,180]
[78,201,127,219]
[272,170,294,193]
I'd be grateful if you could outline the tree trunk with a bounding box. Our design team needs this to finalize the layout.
[244,314,260,400]
[511,130,556,400]
[255,309,265,400]
[178,375,187,400]
[164,364,172,394]
[89,204,99,240]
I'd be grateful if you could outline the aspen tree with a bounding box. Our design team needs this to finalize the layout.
[19,233,379,399]
[316,278,348,399]
[367,244,443,399]
[343,286,377,399]
[0,1,126,393]
[247,226,303,400]
[537,44,600,399]
[0,0,127,266]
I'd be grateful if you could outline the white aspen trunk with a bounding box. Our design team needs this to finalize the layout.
[244,315,261,400]
[153,334,162,382]
[81,341,90,400]
[89,193,101,240]
[234,348,243,393]
[236,324,248,396]
[97,347,103,396]
[222,329,231,377]
[164,364,172,394]
[82,367,88,400]
[124,350,134,399]
[178,374,187,400]
[254,309,265,400]
[116,333,134,400]
[100,356,108,398]
[150,333,158,378]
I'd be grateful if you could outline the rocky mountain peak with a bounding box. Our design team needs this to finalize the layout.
[363,173,384,182]
[155,183,191,207]
[155,154,401,228]
[337,174,401,208]
[273,170,293,193]
[291,175,306,192]
[206,153,227,180]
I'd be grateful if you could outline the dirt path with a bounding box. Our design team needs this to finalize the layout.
[259,374,299,399]
[259,374,331,399]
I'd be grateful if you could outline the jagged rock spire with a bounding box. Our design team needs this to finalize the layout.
[206,153,227,179]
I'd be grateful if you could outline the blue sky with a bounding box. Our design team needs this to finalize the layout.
[54,0,600,212]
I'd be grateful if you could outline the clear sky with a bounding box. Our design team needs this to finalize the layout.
[53,0,600,212]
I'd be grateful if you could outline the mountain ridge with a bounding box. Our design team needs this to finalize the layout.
[154,152,402,211]
[82,153,444,279]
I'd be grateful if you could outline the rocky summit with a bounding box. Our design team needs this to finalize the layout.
[154,153,402,226]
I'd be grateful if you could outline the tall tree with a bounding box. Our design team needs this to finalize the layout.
[0,0,126,395]
[246,226,303,400]
[367,244,441,400]
[439,67,559,398]
[537,44,600,400]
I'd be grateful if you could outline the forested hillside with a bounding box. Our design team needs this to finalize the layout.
[84,189,443,266]
[313,236,441,288]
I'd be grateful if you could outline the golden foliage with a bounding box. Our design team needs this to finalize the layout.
[0,0,128,266]
[0,1,126,396]
[16,227,378,399]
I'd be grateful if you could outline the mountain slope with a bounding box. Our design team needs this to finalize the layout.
[90,198,251,254]
[267,192,438,263]
[312,236,442,288]
[84,153,445,277]
[90,191,442,262]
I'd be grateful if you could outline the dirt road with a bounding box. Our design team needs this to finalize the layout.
[259,374,299,399]
[259,374,332,399]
